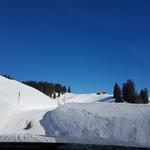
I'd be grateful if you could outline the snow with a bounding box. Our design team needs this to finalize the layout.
[0,75,150,148]
[0,75,57,109]
[57,93,114,104]
[40,103,150,148]
[0,75,57,141]
[0,134,55,143]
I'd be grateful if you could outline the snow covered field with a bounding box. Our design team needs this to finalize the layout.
[0,75,150,148]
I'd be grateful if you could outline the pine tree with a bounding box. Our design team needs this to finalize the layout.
[23,81,69,97]
[140,88,149,104]
[122,83,128,102]
[2,74,13,80]
[113,83,123,103]
[53,91,56,99]
[68,86,71,93]
[133,95,143,104]
[122,80,136,103]
[126,80,136,103]
[62,86,67,94]
[58,92,60,97]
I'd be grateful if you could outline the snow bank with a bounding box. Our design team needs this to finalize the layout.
[40,103,150,148]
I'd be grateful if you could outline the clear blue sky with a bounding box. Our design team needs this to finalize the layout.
[0,0,150,94]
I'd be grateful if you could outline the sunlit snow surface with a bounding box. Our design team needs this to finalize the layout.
[0,75,150,148]
[0,75,57,139]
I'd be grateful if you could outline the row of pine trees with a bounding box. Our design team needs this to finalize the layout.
[1,74,71,99]
[113,80,149,104]
[23,81,71,99]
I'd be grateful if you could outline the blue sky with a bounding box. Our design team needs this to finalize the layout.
[0,0,150,93]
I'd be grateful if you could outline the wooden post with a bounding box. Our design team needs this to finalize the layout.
[18,91,20,103]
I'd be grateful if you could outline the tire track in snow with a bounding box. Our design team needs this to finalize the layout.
[0,134,55,142]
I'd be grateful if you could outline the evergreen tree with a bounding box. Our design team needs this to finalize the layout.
[126,80,136,103]
[133,95,143,104]
[140,88,149,104]
[122,80,137,103]
[121,80,149,104]
[62,86,67,94]
[23,81,69,97]
[122,83,128,102]
[58,92,61,97]
[2,74,14,80]
[113,83,123,103]
[68,86,71,93]
[53,91,56,99]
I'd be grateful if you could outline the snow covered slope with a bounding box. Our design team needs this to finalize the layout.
[57,93,114,104]
[0,75,57,109]
[0,75,150,148]
[0,75,57,140]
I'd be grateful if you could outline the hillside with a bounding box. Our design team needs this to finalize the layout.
[0,75,150,148]
[0,75,57,141]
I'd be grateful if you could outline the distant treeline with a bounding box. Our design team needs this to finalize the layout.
[1,74,14,80]
[1,74,71,99]
[23,81,71,99]
[113,80,149,104]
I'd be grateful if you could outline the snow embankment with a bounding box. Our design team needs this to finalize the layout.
[40,103,150,148]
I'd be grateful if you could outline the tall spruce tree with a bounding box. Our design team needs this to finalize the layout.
[53,91,56,99]
[126,80,136,103]
[133,95,143,104]
[68,86,71,93]
[113,83,123,103]
[122,83,128,102]
[140,88,149,104]
[58,92,61,97]
[62,86,67,94]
